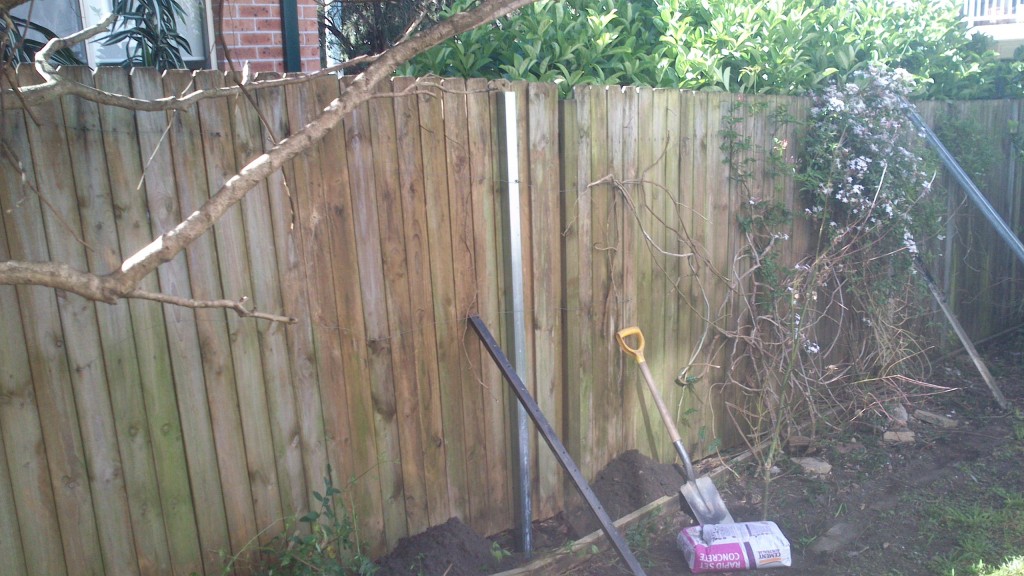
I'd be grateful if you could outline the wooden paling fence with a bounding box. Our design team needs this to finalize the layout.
[1,68,1022,576]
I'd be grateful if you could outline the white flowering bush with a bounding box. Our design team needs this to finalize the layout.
[711,68,952,515]
[795,65,945,405]
[802,66,939,261]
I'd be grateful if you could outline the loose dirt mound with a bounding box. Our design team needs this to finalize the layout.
[374,450,683,575]
[567,449,683,537]
[374,517,513,576]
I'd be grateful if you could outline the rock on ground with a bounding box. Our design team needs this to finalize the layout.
[915,409,958,428]
[883,430,916,444]
[790,457,832,475]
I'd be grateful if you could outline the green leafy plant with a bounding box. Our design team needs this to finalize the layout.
[1,15,85,66]
[233,467,377,576]
[402,0,1018,99]
[103,0,193,70]
[625,516,658,567]
[489,541,512,562]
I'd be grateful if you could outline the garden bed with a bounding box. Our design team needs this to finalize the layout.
[374,327,1024,576]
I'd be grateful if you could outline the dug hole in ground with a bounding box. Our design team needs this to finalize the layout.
[374,328,1024,576]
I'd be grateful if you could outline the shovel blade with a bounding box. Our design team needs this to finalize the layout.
[680,478,735,525]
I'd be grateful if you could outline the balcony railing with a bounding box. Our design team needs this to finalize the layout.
[963,0,1024,28]
[962,0,1024,55]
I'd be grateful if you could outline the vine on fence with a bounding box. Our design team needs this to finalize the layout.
[592,68,954,516]
[710,67,950,515]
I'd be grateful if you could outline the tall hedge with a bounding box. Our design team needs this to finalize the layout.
[401,0,1023,98]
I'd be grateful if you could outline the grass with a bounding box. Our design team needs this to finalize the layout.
[924,453,1024,576]
[978,557,1024,576]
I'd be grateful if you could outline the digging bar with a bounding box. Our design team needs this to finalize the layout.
[914,258,1010,410]
[468,316,648,576]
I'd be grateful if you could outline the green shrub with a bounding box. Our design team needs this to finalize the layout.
[402,0,1020,99]
[228,468,377,576]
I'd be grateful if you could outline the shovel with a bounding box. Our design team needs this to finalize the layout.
[616,327,735,526]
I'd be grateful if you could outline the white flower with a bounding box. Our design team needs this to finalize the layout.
[903,230,918,254]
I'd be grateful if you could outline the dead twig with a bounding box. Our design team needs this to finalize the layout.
[128,290,297,323]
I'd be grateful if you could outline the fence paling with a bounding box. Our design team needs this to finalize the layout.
[392,76,452,531]
[129,66,207,576]
[96,66,178,576]
[325,79,388,555]
[0,140,61,576]
[529,82,565,520]
[231,70,309,535]
[473,79,511,535]
[66,66,156,576]
[371,77,429,540]
[571,84,595,482]
[22,66,108,576]
[447,77,496,532]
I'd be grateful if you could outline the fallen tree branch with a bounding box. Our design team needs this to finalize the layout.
[0,261,295,322]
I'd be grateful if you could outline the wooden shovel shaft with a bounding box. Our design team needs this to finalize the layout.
[637,361,680,444]
[637,360,697,483]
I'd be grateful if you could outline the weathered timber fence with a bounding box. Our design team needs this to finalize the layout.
[1,68,1022,576]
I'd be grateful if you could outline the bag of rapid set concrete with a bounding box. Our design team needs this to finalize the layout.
[677,521,791,573]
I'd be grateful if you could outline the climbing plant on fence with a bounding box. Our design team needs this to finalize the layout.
[709,66,950,515]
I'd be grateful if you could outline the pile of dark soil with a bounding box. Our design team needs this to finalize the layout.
[374,517,515,576]
[373,450,682,575]
[567,449,683,537]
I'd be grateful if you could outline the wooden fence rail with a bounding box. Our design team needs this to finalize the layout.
[1,69,1021,575]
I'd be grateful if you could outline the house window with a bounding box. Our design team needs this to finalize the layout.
[12,0,211,68]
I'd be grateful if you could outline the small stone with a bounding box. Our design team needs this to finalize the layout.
[836,442,866,454]
[914,409,958,428]
[883,430,916,444]
[791,457,832,475]
[785,435,815,455]
[810,522,861,554]
[886,403,909,429]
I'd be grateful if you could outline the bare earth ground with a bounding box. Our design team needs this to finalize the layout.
[375,327,1024,576]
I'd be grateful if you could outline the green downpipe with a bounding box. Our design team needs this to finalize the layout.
[279,0,301,72]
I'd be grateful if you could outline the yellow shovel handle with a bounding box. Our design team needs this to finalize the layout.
[615,327,646,364]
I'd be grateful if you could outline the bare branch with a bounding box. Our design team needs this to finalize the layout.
[27,12,118,91]
[0,260,118,302]
[6,52,381,111]
[0,260,295,322]
[1,0,538,317]
[127,290,297,324]
[1,140,95,250]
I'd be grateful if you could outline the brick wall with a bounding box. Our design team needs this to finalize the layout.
[215,0,321,73]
